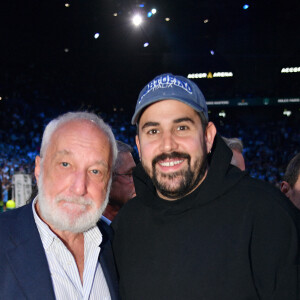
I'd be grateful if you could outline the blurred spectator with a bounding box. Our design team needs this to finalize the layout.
[222,137,245,171]
[281,153,300,210]
[102,140,136,224]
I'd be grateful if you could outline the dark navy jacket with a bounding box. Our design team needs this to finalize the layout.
[0,204,120,300]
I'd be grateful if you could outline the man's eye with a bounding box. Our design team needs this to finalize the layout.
[177,125,188,131]
[148,129,159,135]
[91,169,100,175]
[61,162,70,167]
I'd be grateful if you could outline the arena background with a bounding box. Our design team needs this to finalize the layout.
[0,0,299,202]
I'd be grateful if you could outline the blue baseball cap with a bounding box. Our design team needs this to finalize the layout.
[131,73,208,125]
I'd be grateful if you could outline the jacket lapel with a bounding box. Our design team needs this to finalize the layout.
[98,220,120,300]
[6,204,56,300]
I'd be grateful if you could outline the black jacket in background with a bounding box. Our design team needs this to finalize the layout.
[112,134,299,300]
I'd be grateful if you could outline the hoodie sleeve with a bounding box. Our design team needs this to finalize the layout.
[249,196,299,300]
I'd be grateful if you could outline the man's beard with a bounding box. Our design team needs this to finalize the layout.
[143,146,208,200]
[37,170,110,233]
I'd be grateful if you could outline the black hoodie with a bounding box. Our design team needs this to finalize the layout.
[112,134,299,300]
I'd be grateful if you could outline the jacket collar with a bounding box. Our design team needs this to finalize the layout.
[5,204,120,300]
[6,204,56,299]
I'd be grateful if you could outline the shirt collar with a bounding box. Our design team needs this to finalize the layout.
[32,197,57,250]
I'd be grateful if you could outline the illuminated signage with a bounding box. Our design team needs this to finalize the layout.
[187,72,233,79]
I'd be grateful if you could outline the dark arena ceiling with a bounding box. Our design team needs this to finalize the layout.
[0,0,299,113]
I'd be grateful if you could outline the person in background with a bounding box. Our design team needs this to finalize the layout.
[222,136,246,171]
[281,153,300,210]
[102,140,136,224]
[0,112,120,299]
[112,73,299,300]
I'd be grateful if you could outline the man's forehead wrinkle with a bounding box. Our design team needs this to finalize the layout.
[53,150,109,169]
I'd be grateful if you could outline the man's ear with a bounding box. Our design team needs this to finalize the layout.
[280,181,291,197]
[205,122,217,153]
[135,135,141,160]
[34,156,41,184]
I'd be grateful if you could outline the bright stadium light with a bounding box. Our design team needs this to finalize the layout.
[94,33,100,39]
[281,67,300,73]
[132,14,143,26]
[151,8,157,14]
[283,109,292,117]
[144,42,149,47]
[219,111,226,118]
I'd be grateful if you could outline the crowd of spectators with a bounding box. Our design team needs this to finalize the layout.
[0,95,299,208]
[218,119,299,187]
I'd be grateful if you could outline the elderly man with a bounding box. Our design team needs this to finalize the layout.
[112,74,299,300]
[0,112,120,299]
[102,141,136,224]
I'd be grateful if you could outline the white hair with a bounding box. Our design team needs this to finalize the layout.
[40,111,118,168]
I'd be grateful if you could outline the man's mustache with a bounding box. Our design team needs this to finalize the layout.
[152,152,191,167]
[55,195,93,206]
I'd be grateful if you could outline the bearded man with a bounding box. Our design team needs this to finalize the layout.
[112,74,299,300]
[0,112,120,299]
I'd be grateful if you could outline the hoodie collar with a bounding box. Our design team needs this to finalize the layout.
[133,133,246,214]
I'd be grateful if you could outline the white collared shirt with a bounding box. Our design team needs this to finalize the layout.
[32,198,111,300]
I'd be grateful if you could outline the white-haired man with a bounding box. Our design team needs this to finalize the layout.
[0,112,120,299]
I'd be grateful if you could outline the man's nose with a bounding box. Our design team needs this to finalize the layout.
[70,171,88,196]
[159,131,178,153]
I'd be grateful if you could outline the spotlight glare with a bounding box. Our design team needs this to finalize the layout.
[243,4,249,9]
[144,42,149,47]
[139,4,144,8]
[147,12,152,18]
[283,109,292,117]
[113,12,118,17]
[94,33,100,39]
[204,19,209,23]
[210,50,215,55]
[64,48,69,53]
[132,14,143,26]
[165,17,170,22]
[65,3,70,7]
[151,8,157,14]
[219,111,226,118]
